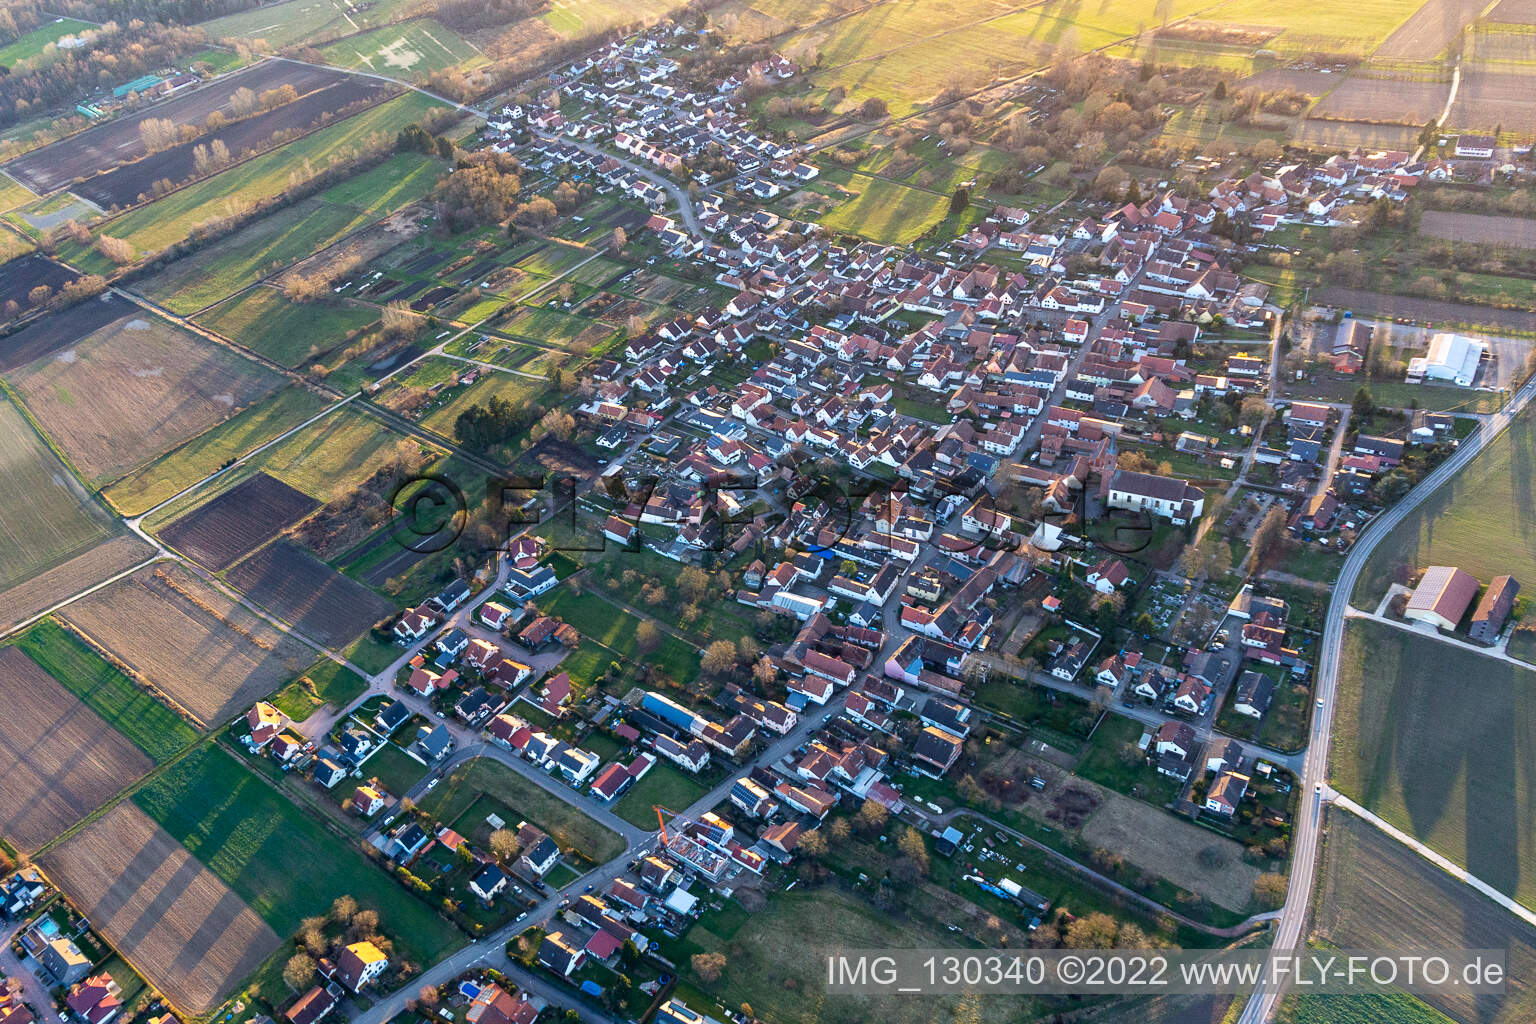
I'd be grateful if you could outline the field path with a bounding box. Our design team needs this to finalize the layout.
[1415,57,1462,160]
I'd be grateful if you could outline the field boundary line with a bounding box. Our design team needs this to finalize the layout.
[1330,792,1536,929]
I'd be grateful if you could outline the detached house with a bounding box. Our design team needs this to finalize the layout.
[333,941,388,992]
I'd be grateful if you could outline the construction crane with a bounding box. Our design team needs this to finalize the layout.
[653,804,680,844]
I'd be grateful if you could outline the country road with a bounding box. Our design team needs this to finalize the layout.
[1237,370,1536,1023]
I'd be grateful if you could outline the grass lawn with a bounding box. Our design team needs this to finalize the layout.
[1332,618,1536,910]
[538,587,700,686]
[345,632,408,675]
[1291,376,1501,414]
[269,658,368,722]
[11,618,200,762]
[543,862,581,890]
[418,757,624,862]
[1076,714,1182,806]
[132,744,462,965]
[0,18,96,67]
[1352,399,1536,608]
[1275,540,1343,585]
[819,173,950,246]
[317,19,483,81]
[102,386,331,517]
[66,96,447,271]
[362,743,428,796]
[197,287,379,367]
[613,762,709,829]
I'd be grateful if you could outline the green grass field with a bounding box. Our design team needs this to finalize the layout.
[1276,991,1455,1024]
[101,385,330,517]
[141,401,431,535]
[139,199,367,315]
[361,743,428,796]
[819,173,950,245]
[132,744,461,965]
[0,394,118,590]
[136,152,442,315]
[420,368,549,439]
[1204,0,1424,55]
[1352,401,1536,607]
[613,762,709,829]
[1332,618,1536,909]
[197,287,380,367]
[269,658,368,722]
[11,618,200,762]
[318,19,483,81]
[66,94,446,271]
[418,757,625,862]
[0,18,96,67]
[538,588,700,686]
[199,0,422,49]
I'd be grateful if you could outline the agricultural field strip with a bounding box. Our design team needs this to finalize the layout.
[42,802,281,1016]
[1331,790,1536,930]
[781,0,1239,159]
[1,61,357,196]
[0,646,154,853]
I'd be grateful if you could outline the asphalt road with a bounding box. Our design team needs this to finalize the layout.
[1236,373,1536,1023]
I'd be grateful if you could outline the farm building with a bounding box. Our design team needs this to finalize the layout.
[1407,333,1485,387]
[1469,575,1520,643]
[1404,565,1481,631]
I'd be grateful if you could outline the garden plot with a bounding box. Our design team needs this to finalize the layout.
[59,563,315,727]
[0,647,152,852]
[5,311,284,486]
[43,803,282,1016]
